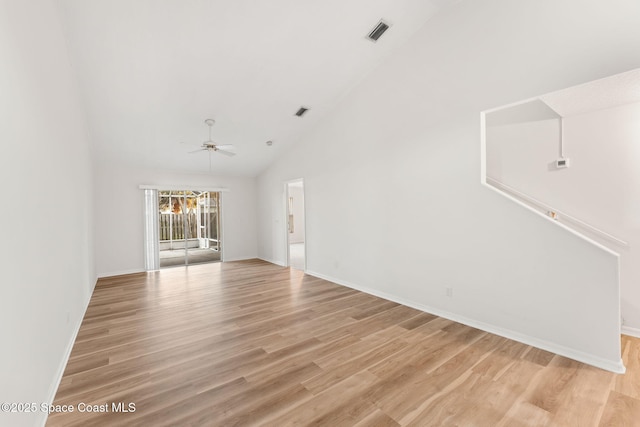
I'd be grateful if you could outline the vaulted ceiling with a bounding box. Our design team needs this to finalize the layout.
[485,68,640,127]
[56,0,459,176]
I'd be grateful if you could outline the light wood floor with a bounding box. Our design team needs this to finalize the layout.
[48,259,640,426]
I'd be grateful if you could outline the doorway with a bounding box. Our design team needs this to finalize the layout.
[158,190,222,268]
[286,180,306,270]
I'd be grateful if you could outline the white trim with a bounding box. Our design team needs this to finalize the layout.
[223,256,259,262]
[481,180,619,258]
[622,326,640,339]
[143,189,160,270]
[259,257,286,267]
[482,94,552,116]
[40,284,95,426]
[284,178,307,272]
[138,184,230,192]
[305,269,626,374]
[219,191,225,263]
[486,177,628,248]
[97,268,146,279]
[480,111,487,184]
[284,182,290,268]
[301,181,307,273]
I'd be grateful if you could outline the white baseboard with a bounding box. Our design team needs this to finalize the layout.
[306,270,626,374]
[622,325,640,339]
[222,256,259,262]
[39,281,95,427]
[98,259,266,277]
[97,268,145,278]
[258,257,287,267]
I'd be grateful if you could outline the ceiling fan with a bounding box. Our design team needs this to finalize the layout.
[188,119,236,157]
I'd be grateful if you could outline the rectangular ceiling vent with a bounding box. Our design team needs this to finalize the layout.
[367,20,390,42]
[295,107,309,117]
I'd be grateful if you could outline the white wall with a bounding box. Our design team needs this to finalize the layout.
[0,1,95,426]
[94,160,258,277]
[486,118,560,188]
[487,102,640,335]
[257,0,640,371]
[288,185,305,244]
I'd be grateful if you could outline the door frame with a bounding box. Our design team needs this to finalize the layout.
[140,185,229,271]
[151,188,225,268]
[284,178,306,271]
[219,191,225,262]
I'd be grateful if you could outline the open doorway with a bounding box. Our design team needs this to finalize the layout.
[158,190,222,268]
[286,180,306,271]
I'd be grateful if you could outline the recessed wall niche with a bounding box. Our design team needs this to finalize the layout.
[481,68,640,250]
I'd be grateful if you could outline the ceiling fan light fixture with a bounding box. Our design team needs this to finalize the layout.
[185,119,236,161]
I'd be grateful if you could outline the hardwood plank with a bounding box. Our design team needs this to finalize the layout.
[268,370,380,426]
[353,409,400,427]
[521,346,556,367]
[497,401,554,427]
[527,356,583,414]
[599,390,640,427]
[370,331,495,423]
[303,337,408,394]
[615,335,640,399]
[46,260,640,426]
[397,311,438,330]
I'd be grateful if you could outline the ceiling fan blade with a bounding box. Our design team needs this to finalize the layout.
[188,148,207,153]
[216,149,236,157]
[215,144,235,150]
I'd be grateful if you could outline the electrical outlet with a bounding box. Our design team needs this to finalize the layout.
[446,287,453,298]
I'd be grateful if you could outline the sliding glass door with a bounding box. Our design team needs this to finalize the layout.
[198,191,221,252]
[158,190,221,268]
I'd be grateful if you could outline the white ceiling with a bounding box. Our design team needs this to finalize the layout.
[541,68,640,117]
[56,0,458,176]
[485,68,640,126]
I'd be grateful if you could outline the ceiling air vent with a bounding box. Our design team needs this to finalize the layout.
[295,107,309,117]
[367,20,390,42]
